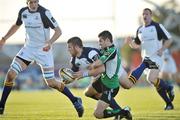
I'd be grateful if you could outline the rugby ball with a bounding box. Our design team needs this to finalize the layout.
[59,68,75,84]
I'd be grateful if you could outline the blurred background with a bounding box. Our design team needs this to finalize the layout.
[0,0,179,90]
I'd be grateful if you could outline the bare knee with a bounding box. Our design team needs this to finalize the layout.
[93,110,103,119]
[6,70,17,82]
[84,90,91,97]
[120,79,133,89]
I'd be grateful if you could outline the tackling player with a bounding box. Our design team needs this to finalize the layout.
[73,31,132,120]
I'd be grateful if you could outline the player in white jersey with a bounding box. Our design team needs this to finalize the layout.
[160,49,177,78]
[125,8,174,110]
[159,48,179,87]
[0,0,84,116]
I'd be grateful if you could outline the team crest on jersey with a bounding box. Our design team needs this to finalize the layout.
[22,14,27,18]
[138,30,142,34]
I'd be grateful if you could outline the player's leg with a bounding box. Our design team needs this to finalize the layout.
[176,73,180,89]
[94,86,132,119]
[0,56,30,114]
[118,65,134,89]
[148,69,174,110]
[38,51,83,117]
[42,67,84,117]
[85,78,121,110]
[129,57,158,84]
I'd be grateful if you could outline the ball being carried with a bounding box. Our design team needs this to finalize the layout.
[59,68,75,84]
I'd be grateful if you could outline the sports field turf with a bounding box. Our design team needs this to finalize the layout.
[0,87,179,120]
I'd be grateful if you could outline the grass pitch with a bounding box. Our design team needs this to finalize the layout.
[0,87,180,120]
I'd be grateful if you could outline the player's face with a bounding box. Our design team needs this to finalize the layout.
[142,10,152,25]
[68,43,77,57]
[27,0,39,12]
[99,37,106,49]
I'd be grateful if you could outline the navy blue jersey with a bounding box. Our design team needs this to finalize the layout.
[71,47,100,72]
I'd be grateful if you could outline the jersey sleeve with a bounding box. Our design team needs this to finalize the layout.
[45,10,59,29]
[88,50,100,62]
[134,27,141,45]
[99,48,116,64]
[16,9,23,26]
[157,24,171,40]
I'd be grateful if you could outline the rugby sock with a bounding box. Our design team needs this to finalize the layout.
[129,62,147,83]
[61,86,77,103]
[109,99,122,110]
[155,79,171,104]
[0,86,13,108]
[103,109,120,118]
[87,95,121,110]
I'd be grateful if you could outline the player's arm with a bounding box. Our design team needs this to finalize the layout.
[73,64,105,80]
[88,64,105,77]
[157,24,173,56]
[0,24,21,49]
[125,36,140,49]
[0,8,23,49]
[43,10,62,51]
[46,10,62,44]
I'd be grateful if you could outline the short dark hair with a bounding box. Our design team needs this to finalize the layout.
[98,30,113,43]
[143,8,152,14]
[67,37,83,48]
[26,0,39,4]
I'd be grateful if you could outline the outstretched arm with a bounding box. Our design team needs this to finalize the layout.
[0,24,21,49]
[125,36,140,49]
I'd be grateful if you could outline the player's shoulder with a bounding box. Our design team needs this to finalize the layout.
[19,7,28,14]
[83,47,99,54]
[37,5,48,13]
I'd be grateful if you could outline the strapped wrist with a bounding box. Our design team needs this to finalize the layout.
[2,37,6,41]
[82,71,89,77]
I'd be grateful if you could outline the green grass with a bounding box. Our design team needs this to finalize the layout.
[1,87,180,120]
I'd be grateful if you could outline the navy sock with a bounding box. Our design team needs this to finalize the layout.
[0,86,13,108]
[61,86,77,103]
[109,99,121,110]
[155,79,171,104]
[129,62,147,83]
[88,95,121,110]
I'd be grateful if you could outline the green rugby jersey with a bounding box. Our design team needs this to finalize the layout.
[99,44,121,89]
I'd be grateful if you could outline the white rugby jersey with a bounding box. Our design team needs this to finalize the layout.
[16,5,59,48]
[134,21,171,58]
[71,47,100,72]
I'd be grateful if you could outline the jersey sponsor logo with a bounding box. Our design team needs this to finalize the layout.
[35,16,39,20]
[104,52,111,56]
[51,17,56,23]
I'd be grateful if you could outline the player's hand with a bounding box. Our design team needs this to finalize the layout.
[73,71,83,80]
[157,48,163,56]
[124,36,132,44]
[43,41,52,52]
[0,38,6,50]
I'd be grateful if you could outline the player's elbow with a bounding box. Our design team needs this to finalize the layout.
[55,27,62,37]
